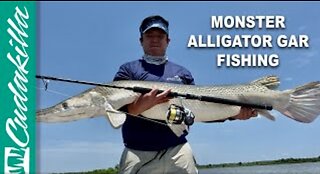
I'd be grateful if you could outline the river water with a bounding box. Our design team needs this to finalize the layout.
[199,162,320,174]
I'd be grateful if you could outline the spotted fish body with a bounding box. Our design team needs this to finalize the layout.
[37,75,320,134]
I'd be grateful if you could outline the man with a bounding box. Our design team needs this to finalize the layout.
[113,15,257,174]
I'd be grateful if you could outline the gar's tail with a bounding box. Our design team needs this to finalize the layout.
[276,81,320,123]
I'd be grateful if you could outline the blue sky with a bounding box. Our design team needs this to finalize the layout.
[37,2,320,173]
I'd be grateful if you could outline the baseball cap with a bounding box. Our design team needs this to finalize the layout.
[139,15,169,35]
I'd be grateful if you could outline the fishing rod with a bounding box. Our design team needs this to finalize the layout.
[36,75,273,110]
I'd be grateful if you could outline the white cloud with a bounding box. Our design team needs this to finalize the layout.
[284,77,293,81]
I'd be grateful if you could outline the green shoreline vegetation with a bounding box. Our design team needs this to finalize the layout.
[197,156,320,169]
[57,156,320,174]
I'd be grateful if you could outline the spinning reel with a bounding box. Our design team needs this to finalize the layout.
[166,104,195,126]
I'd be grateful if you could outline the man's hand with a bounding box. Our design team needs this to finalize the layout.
[230,107,258,120]
[127,87,171,116]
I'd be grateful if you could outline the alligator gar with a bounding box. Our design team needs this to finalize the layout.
[37,75,320,136]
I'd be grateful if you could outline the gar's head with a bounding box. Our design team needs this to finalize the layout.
[37,90,106,122]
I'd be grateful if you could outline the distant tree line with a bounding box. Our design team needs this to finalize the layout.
[56,165,119,174]
[57,156,320,173]
[197,156,320,169]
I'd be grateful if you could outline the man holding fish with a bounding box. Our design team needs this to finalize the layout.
[114,15,258,174]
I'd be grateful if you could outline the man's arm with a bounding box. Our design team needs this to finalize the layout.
[114,64,172,116]
[127,88,171,116]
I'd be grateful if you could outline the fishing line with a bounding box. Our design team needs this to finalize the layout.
[36,87,72,98]
[105,109,169,127]
[41,77,50,90]
[36,77,72,98]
